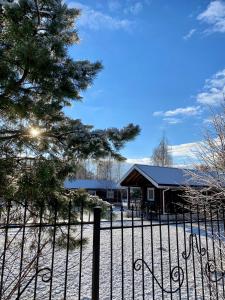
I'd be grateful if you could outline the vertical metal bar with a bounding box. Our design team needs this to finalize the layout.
[110,206,113,300]
[209,203,219,299]
[203,204,212,298]
[167,208,173,300]
[196,204,205,300]
[131,206,135,300]
[63,201,71,299]
[121,205,124,300]
[189,204,198,300]
[223,206,225,244]
[33,205,43,300]
[18,200,27,298]
[158,207,164,300]
[216,207,225,298]
[182,203,189,300]
[92,206,101,300]
[219,207,225,299]
[49,206,57,300]
[0,202,11,300]
[78,203,84,300]
[150,206,155,299]
[141,210,145,300]
[174,204,181,300]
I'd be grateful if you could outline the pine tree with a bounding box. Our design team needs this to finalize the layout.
[0,2,140,294]
[0,0,140,211]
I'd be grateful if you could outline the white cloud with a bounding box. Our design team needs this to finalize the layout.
[169,141,200,159]
[196,68,225,105]
[153,111,163,116]
[126,157,151,165]
[162,117,182,125]
[68,2,133,31]
[124,2,143,15]
[183,28,196,40]
[125,141,200,168]
[153,106,201,117]
[165,106,201,117]
[197,0,225,33]
[109,0,150,15]
[126,141,200,165]
[203,117,213,125]
[153,106,201,125]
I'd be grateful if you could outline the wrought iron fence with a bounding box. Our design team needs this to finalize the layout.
[0,202,225,299]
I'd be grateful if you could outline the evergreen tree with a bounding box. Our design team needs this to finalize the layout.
[0,2,140,294]
[0,0,140,211]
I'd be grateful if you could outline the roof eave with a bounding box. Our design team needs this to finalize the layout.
[119,164,160,188]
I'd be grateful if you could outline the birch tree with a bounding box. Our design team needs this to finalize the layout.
[151,135,173,166]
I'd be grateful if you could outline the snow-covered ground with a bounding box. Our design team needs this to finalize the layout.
[1,218,225,299]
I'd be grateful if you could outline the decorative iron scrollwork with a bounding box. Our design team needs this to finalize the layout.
[134,232,225,295]
[134,259,184,294]
[16,267,51,299]
[205,259,225,283]
[182,233,225,283]
[182,233,207,260]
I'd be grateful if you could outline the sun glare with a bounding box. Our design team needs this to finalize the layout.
[29,127,41,138]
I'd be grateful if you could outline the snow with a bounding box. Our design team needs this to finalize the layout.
[1,217,224,299]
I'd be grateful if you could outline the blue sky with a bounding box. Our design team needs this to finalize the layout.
[65,0,225,166]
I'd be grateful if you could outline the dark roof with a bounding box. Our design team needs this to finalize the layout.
[64,179,119,190]
[121,164,218,187]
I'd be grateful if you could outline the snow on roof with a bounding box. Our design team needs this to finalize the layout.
[64,179,119,190]
[122,164,221,187]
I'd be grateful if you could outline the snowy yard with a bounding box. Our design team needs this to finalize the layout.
[1,218,225,300]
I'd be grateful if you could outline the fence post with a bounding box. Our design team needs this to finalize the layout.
[92,206,101,300]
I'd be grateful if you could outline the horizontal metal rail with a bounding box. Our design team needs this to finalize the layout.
[100,219,224,230]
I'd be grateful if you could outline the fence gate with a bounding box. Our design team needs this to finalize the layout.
[93,205,225,300]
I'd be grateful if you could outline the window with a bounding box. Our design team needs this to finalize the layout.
[88,190,96,196]
[147,188,155,201]
[107,190,114,199]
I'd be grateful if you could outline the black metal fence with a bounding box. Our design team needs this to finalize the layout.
[0,202,225,299]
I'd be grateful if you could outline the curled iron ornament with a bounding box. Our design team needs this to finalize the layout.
[182,233,225,283]
[15,267,51,299]
[134,259,184,294]
[182,233,207,260]
[205,259,225,283]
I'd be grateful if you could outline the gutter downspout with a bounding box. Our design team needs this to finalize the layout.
[162,188,170,214]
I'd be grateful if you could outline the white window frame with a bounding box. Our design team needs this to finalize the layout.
[147,188,155,201]
[107,190,114,199]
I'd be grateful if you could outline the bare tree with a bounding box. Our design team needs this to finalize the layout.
[96,157,113,181]
[184,103,225,210]
[95,156,123,182]
[183,103,225,299]
[151,135,173,166]
[74,160,95,179]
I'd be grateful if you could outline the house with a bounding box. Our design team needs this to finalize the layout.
[64,179,121,203]
[120,164,208,214]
